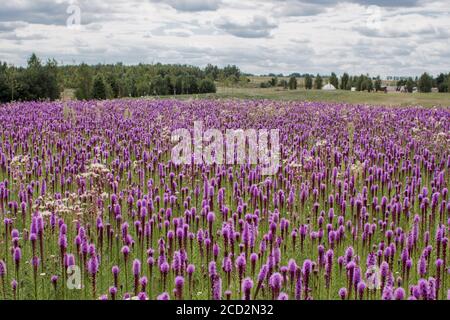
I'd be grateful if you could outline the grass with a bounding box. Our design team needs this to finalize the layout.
[130,87,449,108]
[62,85,450,108]
[211,87,450,108]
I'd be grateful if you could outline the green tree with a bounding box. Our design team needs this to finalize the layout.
[436,73,448,92]
[304,74,313,89]
[221,65,241,79]
[43,59,60,100]
[279,79,288,89]
[445,76,450,93]
[75,63,93,100]
[0,62,10,102]
[314,74,323,89]
[406,77,415,93]
[198,79,216,93]
[340,73,349,90]
[288,76,297,90]
[374,76,382,92]
[225,75,239,87]
[21,53,44,100]
[205,64,219,80]
[365,78,374,92]
[92,75,107,100]
[270,77,278,87]
[346,76,353,90]
[418,72,433,92]
[329,72,339,89]
[356,75,366,91]
[105,73,120,98]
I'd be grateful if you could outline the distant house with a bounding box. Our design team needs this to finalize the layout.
[432,87,439,93]
[322,83,336,91]
[386,86,398,93]
[351,87,357,92]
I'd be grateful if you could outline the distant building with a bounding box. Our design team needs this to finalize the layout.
[322,83,336,91]
[386,86,398,92]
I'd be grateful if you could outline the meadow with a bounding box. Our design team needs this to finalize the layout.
[217,87,450,107]
[0,98,448,300]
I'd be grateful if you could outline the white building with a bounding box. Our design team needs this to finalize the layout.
[322,83,336,91]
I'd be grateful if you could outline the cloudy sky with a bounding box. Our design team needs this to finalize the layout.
[0,0,449,77]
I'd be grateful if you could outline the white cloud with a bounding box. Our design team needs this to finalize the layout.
[0,0,448,77]
[215,16,277,38]
[149,0,222,12]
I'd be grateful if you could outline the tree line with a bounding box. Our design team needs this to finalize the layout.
[1,55,246,102]
[1,54,449,103]
[259,72,450,93]
[0,54,60,103]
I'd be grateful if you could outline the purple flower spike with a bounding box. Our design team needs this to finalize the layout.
[242,277,253,300]
[212,276,222,300]
[339,288,347,300]
[277,292,289,300]
[0,260,6,277]
[269,272,282,300]
[175,276,185,300]
[133,259,141,277]
[138,292,148,300]
[394,287,405,300]
[157,292,170,300]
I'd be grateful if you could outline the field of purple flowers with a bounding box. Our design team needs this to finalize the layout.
[0,99,449,300]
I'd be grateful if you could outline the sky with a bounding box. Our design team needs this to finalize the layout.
[0,0,449,77]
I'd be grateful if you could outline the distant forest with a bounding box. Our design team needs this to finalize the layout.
[0,53,449,103]
[0,54,241,102]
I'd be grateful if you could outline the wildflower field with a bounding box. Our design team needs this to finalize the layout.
[0,99,449,300]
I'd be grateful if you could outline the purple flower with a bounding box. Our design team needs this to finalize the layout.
[139,277,148,292]
[0,260,6,277]
[394,287,405,300]
[137,292,148,300]
[109,286,118,300]
[133,259,141,277]
[13,247,21,265]
[157,292,170,300]
[175,276,185,300]
[121,245,130,261]
[187,264,195,275]
[269,272,282,300]
[31,256,40,269]
[112,265,120,287]
[87,257,99,275]
[212,275,222,300]
[339,288,347,300]
[236,254,246,281]
[277,292,288,300]
[242,277,253,300]
[357,282,366,300]
[208,261,217,279]
[382,286,393,300]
